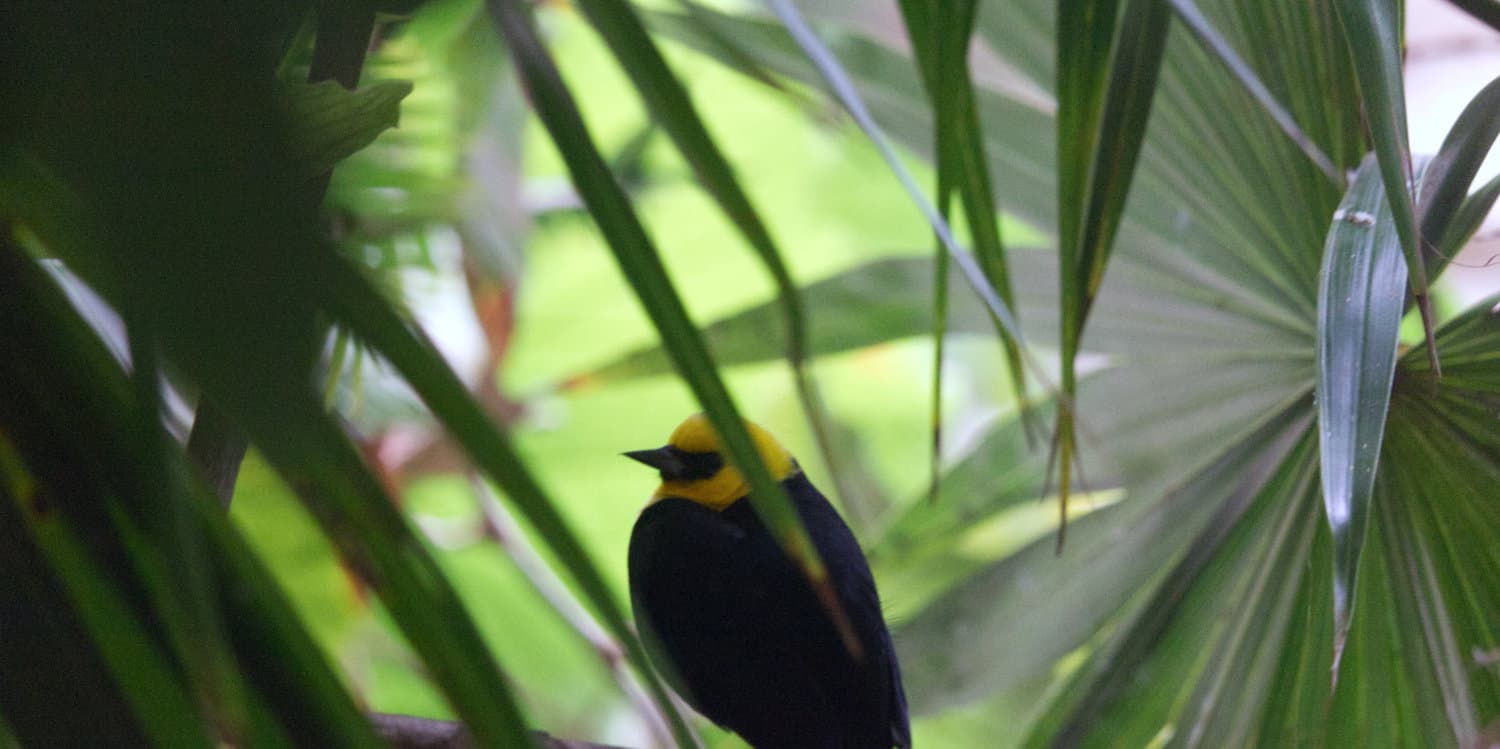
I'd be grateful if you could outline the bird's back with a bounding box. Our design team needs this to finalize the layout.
[629,474,909,749]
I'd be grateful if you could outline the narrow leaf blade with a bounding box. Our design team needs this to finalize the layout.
[1316,155,1408,682]
[1332,0,1439,370]
[1437,172,1500,268]
[1055,0,1173,543]
[759,0,1034,355]
[572,0,858,523]
[1417,74,1500,281]
[486,0,851,724]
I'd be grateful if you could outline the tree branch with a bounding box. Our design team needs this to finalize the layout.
[369,713,630,749]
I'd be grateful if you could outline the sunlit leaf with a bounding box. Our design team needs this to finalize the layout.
[571,254,1037,384]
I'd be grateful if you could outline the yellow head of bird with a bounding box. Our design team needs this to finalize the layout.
[625,414,797,511]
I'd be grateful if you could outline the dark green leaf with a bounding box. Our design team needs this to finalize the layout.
[0,490,192,748]
[1054,0,1172,543]
[1445,0,1500,34]
[1166,0,1342,185]
[325,254,698,747]
[491,0,850,734]
[1436,173,1500,269]
[0,245,381,748]
[1332,0,1439,371]
[0,467,209,748]
[1316,155,1409,678]
[570,0,862,522]
[1418,74,1500,280]
[229,384,538,748]
[3,1,537,739]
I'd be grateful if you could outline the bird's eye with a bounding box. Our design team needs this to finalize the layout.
[673,450,724,481]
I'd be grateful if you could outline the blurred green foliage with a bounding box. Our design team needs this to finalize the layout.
[228,7,1041,745]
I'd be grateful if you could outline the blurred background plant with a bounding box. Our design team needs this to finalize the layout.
[2,0,1499,747]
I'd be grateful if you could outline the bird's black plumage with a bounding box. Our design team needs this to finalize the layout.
[629,472,910,749]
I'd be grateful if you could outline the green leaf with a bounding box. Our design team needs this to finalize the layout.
[629,6,1350,716]
[1166,0,1342,185]
[122,326,253,739]
[228,385,539,748]
[0,245,381,748]
[631,2,1500,742]
[1436,173,1500,269]
[570,0,863,522]
[645,4,1057,227]
[1332,0,1440,372]
[4,1,537,738]
[488,0,862,735]
[573,243,1310,384]
[896,402,1313,712]
[1400,291,1500,391]
[896,0,1032,495]
[573,0,803,366]
[1020,434,1319,748]
[0,489,197,748]
[1054,0,1172,544]
[324,252,701,747]
[1316,155,1409,680]
[756,0,1033,357]
[489,0,815,575]
[280,79,415,177]
[1417,74,1500,280]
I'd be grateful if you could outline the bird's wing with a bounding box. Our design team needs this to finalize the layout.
[628,499,759,713]
[630,498,857,746]
[788,476,911,749]
[883,626,912,748]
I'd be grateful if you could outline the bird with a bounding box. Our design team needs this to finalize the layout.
[625,414,910,749]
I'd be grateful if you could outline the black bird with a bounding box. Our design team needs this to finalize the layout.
[626,414,910,749]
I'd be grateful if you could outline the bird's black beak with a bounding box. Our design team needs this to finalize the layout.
[624,446,685,477]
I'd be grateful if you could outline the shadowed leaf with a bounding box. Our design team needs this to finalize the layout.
[280,79,414,178]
